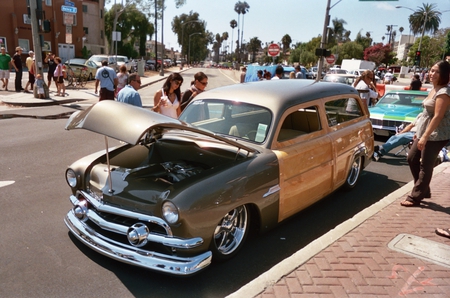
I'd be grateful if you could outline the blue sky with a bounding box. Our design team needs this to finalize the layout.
[108,0,450,52]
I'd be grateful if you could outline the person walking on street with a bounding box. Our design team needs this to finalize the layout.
[0,46,13,91]
[153,73,183,118]
[180,71,208,112]
[117,73,142,107]
[44,53,56,91]
[95,60,118,101]
[12,47,24,92]
[24,50,35,93]
[401,60,450,207]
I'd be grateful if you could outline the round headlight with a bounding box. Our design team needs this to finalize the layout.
[162,201,179,224]
[66,169,78,188]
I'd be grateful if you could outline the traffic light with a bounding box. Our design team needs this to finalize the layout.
[414,50,421,67]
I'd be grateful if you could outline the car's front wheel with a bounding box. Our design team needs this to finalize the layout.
[210,205,249,261]
[343,155,362,189]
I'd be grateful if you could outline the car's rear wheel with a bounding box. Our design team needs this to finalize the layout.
[343,155,362,189]
[210,205,249,261]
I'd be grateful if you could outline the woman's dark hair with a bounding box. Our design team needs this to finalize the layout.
[435,60,450,86]
[163,73,184,100]
[190,71,208,85]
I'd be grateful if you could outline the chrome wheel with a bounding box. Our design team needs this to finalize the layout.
[211,205,249,261]
[344,155,362,189]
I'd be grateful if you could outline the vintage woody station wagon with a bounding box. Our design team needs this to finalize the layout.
[64,80,374,275]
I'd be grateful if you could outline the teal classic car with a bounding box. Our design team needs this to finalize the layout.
[369,90,428,136]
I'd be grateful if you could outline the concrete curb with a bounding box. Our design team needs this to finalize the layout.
[226,162,449,298]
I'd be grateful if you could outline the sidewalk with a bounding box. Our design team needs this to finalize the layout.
[0,68,179,109]
[228,162,450,298]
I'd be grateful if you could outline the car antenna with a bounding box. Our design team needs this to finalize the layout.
[104,136,114,193]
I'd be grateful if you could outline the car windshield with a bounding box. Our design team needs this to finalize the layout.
[323,75,356,85]
[89,56,106,62]
[377,93,427,106]
[179,99,272,144]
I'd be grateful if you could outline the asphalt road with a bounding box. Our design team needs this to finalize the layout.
[0,68,413,298]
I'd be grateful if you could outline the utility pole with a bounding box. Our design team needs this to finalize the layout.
[30,0,49,98]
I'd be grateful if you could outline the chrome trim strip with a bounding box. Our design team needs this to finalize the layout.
[73,191,173,236]
[263,184,280,198]
[65,212,212,276]
[70,194,204,249]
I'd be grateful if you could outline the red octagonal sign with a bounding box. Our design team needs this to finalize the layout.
[326,54,335,64]
[268,43,280,57]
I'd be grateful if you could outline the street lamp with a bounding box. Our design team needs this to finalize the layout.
[182,20,202,60]
[189,32,201,65]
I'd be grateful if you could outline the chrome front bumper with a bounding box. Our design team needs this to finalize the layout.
[64,193,212,275]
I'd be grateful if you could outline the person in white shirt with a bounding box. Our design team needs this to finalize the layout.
[353,70,379,107]
[384,69,394,84]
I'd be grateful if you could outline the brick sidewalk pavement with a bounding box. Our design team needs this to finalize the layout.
[247,164,450,298]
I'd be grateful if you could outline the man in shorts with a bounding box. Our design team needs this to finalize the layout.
[94,60,117,101]
[44,53,56,90]
[0,47,13,91]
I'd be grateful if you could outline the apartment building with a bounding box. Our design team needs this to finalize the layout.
[0,0,105,62]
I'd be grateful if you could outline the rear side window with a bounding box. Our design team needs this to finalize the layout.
[278,106,321,141]
[325,98,363,127]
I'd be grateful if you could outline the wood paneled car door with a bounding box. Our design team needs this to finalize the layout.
[272,105,334,222]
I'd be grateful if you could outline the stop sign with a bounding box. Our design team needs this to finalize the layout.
[326,54,335,64]
[268,43,280,57]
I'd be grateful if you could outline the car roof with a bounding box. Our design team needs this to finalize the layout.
[195,80,359,114]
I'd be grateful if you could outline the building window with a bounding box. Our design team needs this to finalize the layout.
[82,5,88,13]
[18,39,30,52]
[100,9,103,19]
[101,30,104,39]
[83,27,89,34]
[45,0,52,6]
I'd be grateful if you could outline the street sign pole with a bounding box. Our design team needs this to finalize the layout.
[317,0,331,82]
[30,0,48,98]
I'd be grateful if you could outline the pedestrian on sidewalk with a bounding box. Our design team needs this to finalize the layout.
[0,46,13,91]
[35,74,45,99]
[115,64,128,97]
[53,57,65,97]
[24,50,35,93]
[117,73,142,107]
[44,53,57,91]
[12,47,24,92]
[95,60,117,101]
[401,60,450,207]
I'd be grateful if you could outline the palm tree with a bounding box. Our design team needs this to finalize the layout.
[234,1,250,62]
[329,18,348,46]
[281,34,292,55]
[247,37,261,63]
[230,19,237,54]
[408,3,441,36]
[221,32,229,58]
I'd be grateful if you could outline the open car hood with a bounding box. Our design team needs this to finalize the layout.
[65,100,257,153]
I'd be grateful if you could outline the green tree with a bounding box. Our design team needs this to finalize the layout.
[230,19,237,54]
[408,3,442,36]
[105,4,153,57]
[172,13,206,57]
[328,18,348,47]
[247,37,261,63]
[334,41,364,65]
[234,1,250,62]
